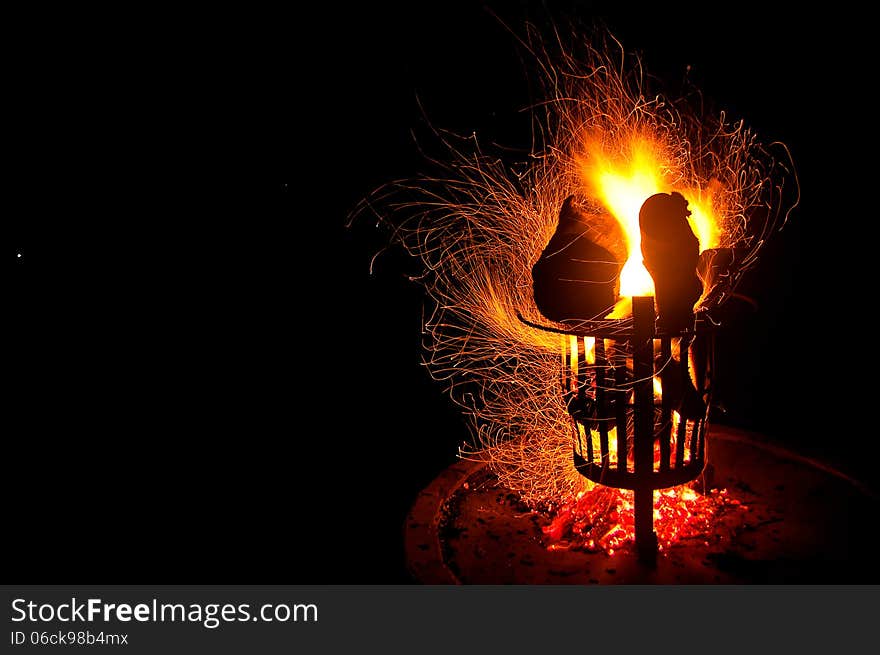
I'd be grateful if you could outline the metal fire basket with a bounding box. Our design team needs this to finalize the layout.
[526,296,714,561]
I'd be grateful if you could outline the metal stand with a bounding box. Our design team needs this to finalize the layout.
[632,296,658,564]
[521,295,712,564]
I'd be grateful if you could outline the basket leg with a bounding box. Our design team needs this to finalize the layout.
[634,486,657,564]
[633,296,658,565]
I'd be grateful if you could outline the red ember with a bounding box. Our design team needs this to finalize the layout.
[543,484,743,555]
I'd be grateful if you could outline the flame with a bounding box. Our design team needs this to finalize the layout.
[578,135,724,317]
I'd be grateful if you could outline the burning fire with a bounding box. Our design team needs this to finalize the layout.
[578,134,723,316]
[354,28,796,548]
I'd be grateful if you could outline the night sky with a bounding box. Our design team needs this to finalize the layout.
[9,3,877,582]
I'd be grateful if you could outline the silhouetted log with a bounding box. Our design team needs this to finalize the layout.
[639,192,701,332]
[658,354,707,421]
[532,196,624,322]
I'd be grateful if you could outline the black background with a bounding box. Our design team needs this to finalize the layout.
[8,2,877,582]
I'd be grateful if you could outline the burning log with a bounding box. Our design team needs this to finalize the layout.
[639,192,702,332]
[532,196,624,322]
[658,349,706,421]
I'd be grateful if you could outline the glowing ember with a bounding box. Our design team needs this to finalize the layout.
[543,485,742,555]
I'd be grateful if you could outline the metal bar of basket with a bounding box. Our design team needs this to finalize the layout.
[614,342,628,473]
[675,345,688,467]
[660,336,672,472]
[596,337,609,466]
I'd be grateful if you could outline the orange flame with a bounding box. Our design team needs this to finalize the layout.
[577,134,723,316]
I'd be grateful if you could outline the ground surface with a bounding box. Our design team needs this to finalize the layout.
[406,426,880,583]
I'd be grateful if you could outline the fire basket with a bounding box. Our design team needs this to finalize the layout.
[524,296,713,562]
